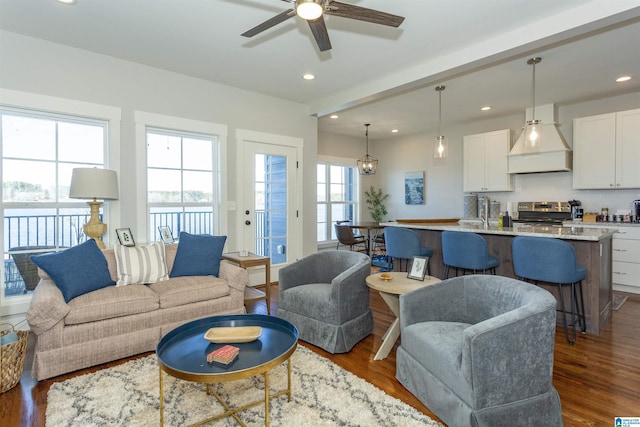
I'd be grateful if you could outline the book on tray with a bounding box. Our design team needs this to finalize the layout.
[207,345,239,365]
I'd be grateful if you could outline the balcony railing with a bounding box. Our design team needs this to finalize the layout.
[3,210,273,297]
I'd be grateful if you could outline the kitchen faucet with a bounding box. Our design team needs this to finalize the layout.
[480,196,490,229]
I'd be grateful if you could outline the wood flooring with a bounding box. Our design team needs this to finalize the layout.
[1,284,639,427]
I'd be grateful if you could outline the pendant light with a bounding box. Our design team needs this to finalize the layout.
[434,85,448,158]
[357,123,377,175]
[523,57,542,150]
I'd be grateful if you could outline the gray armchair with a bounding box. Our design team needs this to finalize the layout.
[277,250,373,353]
[396,275,562,427]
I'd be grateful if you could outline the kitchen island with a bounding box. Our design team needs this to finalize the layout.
[381,221,617,335]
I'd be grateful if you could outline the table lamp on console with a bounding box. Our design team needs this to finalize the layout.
[69,167,119,249]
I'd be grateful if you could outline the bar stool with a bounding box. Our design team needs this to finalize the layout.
[384,227,433,274]
[441,231,499,278]
[512,236,587,344]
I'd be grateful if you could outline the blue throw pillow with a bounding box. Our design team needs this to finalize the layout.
[30,239,115,303]
[170,232,227,278]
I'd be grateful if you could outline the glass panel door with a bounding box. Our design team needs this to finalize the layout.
[242,141,297,270]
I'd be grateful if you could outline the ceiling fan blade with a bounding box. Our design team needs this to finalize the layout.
[308,17,332,51]
[325,1,405,27]
[241,9,296,37]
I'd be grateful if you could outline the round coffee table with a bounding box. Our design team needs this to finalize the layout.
[366,272,441,360]
[156,314,298,426]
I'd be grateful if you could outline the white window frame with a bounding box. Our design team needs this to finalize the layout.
[317,155,360,246]
[134,112,227,243]
[0,89,121,318]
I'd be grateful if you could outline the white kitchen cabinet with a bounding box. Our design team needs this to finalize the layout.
[570,223,640,294]
[612,226,640,293]
[573,108,640,189]
[463,129,513,192]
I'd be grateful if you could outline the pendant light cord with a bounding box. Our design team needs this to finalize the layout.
[527,57,541,121]
[438,89,442,135]
[531,60,536,120]
[365,123,370,155]
[435,85,445,135]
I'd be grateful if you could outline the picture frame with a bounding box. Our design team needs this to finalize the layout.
[158,226,174,244]
[407,256,428,281]
[116,228,135,247]
[405,171,425,205]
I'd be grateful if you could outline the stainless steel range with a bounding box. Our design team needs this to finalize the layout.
[514,202,572,226]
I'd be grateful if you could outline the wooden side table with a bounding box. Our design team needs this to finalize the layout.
[222,252,272,315]
[366,272,441,360]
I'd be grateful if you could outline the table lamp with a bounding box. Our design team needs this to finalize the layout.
[69,168,119,249]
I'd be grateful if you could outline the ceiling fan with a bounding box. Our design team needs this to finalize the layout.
[241,0,405,52]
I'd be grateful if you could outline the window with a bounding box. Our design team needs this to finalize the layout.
[135,112,226,245]
[317,160,359,243]
[146,128,218,240]
[1,109,109,300]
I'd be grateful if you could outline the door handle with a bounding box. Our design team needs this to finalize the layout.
[245,210,250,215]
[245,220,251,225]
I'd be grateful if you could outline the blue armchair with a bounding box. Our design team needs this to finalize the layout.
[396,275,562,426]
[277,250,373,353]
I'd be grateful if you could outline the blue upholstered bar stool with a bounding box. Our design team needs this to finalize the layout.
[384,227,433,274]
[441,231,499,279]
[512,236,587,344]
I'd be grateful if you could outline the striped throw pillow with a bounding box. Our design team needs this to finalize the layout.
[114,241,169,286]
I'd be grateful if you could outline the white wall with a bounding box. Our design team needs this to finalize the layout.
[0,30,319,257]
[320,92,640,221]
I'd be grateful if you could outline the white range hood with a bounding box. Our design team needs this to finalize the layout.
[508,104,572,174]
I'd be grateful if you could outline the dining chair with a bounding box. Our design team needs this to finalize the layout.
[335,224,368,253]
[371,231,386,255]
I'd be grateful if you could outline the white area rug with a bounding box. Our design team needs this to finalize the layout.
[46,345,442,426]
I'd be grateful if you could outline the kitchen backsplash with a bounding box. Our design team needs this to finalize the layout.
[479,171,639,218]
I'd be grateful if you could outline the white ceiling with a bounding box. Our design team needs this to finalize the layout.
[1,0,639,140]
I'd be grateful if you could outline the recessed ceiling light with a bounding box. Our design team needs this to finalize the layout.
[481,106,491,111]
[302,73,315,80]
[330,114,339,119]
[616,76,632,82]
[391,129,399,133]
[56,0,77,4]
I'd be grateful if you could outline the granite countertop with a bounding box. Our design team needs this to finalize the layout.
[563,220,640,229]
[381,221,617,241]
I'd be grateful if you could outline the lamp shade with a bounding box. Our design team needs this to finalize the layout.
[524,119,542,149]
[69,168,119,200]
[434,135,448,158]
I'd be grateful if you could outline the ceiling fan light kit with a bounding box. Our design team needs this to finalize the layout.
[241,0,405,52]
[357,123,378,175]
[296,0,324,20]
[434,85,448,159]
[523,57,543,150]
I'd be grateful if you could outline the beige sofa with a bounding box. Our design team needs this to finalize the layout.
[26,243,248,380]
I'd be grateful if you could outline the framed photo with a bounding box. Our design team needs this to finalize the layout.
[405,171,425,205]
[116,228,135,247]
[158,226,174,244]
[407,256,428,281]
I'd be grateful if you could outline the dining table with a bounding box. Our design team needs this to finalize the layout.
[349,221,384,256]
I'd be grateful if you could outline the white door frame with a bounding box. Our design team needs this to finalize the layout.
[236,129,303,283]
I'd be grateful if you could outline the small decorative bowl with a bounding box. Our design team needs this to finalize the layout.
[204,326,262,343]
[379,273,392,281]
